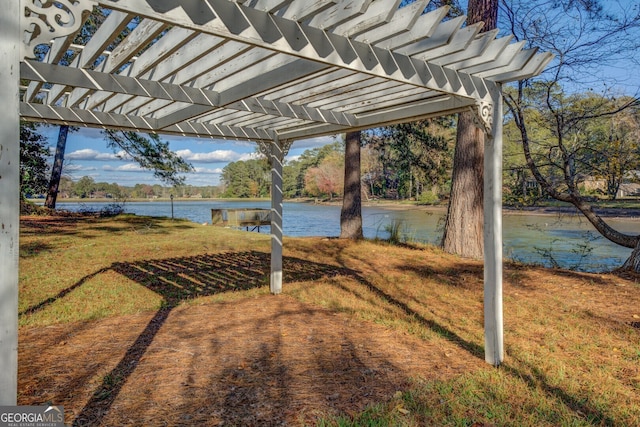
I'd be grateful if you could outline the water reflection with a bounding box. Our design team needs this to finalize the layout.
[52,200,635,272]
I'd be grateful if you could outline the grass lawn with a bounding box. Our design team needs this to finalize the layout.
[18,214,640,426]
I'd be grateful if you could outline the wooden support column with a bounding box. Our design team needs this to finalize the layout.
[269,137,285,295]
[0,0,21,405]
[483,85,504,366]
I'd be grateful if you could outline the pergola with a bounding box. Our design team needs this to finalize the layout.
[0,0,552,404]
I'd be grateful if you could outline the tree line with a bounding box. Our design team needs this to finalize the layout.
[217,90,639,203]
[218,119,457,202]
[22,174,223,200]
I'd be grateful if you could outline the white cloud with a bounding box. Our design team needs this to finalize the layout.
[190,167,223,174]
[238,152,262,161]
[116,163,145,172]
[103,163,145,172]
[65,148,127,161]
[64,164,97,172]
[175,149,246,163]
[286,155,301,163]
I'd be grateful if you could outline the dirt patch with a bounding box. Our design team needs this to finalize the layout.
[19,295,483,426]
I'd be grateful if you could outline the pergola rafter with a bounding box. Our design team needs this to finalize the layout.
[0,0,553,405]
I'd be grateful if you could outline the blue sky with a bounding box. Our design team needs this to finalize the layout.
[40,125,333,187]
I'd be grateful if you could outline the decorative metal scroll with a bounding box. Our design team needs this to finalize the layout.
[257,139,294,160]
[469,98,494,138]
[21,0,95,59]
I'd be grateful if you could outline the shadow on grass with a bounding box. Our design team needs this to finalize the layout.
[329,271,486,359]
[19,215,192,243]
[36,249,484,425]
[398,257,619,425]
[500,362,616,426]
[27,243,619,425]
[70,251,371,425]
[71,251,269,425]
[20,268,111,316]
[19,241,56,259]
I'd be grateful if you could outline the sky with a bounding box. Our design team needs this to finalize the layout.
[40,125,334,187]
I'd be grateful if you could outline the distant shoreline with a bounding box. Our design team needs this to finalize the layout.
[29,197,640,219]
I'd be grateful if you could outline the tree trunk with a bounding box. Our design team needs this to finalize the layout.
[340,131,363,239]
[466,0,498,29]
[621,240,640,273]
[442,112,485,258]
[441,0,497,259]
[44,125,69,209]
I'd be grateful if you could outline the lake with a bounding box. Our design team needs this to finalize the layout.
[52,200,637,272]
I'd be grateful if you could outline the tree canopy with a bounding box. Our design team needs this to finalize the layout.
[19,122,50,198]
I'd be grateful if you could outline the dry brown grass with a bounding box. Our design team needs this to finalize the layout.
[18,215,640,426]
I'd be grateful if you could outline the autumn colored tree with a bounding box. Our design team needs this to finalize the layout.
[304,151,344,200]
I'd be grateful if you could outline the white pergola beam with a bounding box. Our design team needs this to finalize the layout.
[79,27,200,110]
[332,0,402,38]
[21,102,160,131]
[104,35,234,114]
[474,48,539,79]
[46,10,133,104]
[280,0,337,22]
[25,38,76,102]
[250,0,296,13]
[66,19,167,107]
[306,0,372,28]
[486,51,555,82]
[21,60,353,127]
[426,29,499,65]
[443,34,512,70]
[354,0,428,44]
[22,60,223,107]
[396,16,467,56]
[273,70,363,103]
[375,5,450,50]
[458,40,525,75]
[412,22,483,61]
[132,46,277,119]
[277,94,476,141]
[99,0,486,99]
[20,101,281,142]
[154,56,329,128]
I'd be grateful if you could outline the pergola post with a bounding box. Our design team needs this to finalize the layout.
[0,0,21,405]
[483,85,504,366]
[268,137,285,295]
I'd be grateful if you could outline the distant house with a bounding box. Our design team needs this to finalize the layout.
[580,176,606,193]
[617,183,640,198]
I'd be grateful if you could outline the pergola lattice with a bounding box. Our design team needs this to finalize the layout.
[0,0,552,404]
